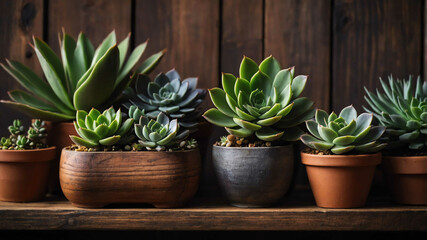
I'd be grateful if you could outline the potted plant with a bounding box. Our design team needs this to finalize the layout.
[203,55,315,207]
[1,30,165,191]
[364,75,426,205]
[0,119,56,202]
[60,106,201,208]
[300,105,387,208]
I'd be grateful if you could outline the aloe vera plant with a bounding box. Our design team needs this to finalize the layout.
[1,30,165,122]
[203,56,314,142]
[70,107,134,148]
[363,75,427,150]
[301,105,387,154]
[123,69,206,132]
[134,112,191,150]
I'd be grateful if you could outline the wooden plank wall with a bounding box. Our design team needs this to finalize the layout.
[0,0,424,187]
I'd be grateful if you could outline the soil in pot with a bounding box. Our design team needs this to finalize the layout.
[301,152,381,208]
[0,147,56,202]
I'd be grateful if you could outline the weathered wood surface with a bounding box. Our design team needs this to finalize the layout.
[0,189,426,231]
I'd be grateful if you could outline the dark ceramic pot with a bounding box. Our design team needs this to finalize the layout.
[212,145,294,207]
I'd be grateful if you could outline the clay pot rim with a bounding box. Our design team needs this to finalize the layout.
[382,155,427,174]
[0,146,57,163]
[0,146,56,153]
[212,145,292,150]
[301,151,382,167]
[62,148,199,154]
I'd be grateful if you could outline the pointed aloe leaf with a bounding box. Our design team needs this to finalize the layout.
[60,33,78,93]
[259,103,281,119]
[116,40,148,86]
[306,120,321,139]
[333,135,356,145]
[99,135,121,146]
[291,75,307,98]
[338,119,357,135]
[233,118,262,131]
[259,56,280,81]
[250,71,272,97]
[118,33,131,70]
[90,30,116,67]
[203,108,237,127]
[318,125,338,142]
[257,116,282,126]
[33,37,73,109]
[225,127,253,138]
[73,46,119,111]
[255,127,284,141]
[75,32,94,71]
[136,49,166,74]
[209,88,238,118]
[273,68,292,93]
[8,90,58,112]
[300,134,334,150]
[239,56,258,81]
[331,145,355,154]
[70,135,98,148]
[234,78,251,97]
[222,73,237,100]
[339,105,357,124]
[0,100,74,121]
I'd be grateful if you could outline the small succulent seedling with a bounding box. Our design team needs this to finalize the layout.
[0,119,48,150]
[364,75,427,150]
[123,69,206,132]
[203,55,314,142]
[301,105,387,154]
[70,107,134,148]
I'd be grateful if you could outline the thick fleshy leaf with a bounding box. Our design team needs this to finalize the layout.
[0,100,75,122]
[222,73,237,99]
[209,88,238,118]
[234,78,251,97]
[90,30,116,67]
[136,49,166,74]
[259,103,281,119]
[255,127,284,141]
[328,112,337,122]
[315,109,329,126]
[99,135,121,146]
[257,116,282,126]
[73,46,119,111]
[116,40,148,85]
[339,105,357,124]
[291,75,307,98]
[149,132,162,142]
[333,135,356,145]
[239,56,258,81]
[306,120,321,139]
[276,102,294,117]
[278,84,292,107]
[354,113,373,135]
[74,32,94,71]
[79,127,101,141]
[203,108,237,127]
[225,127,253,138]
[300,134,334,151]
[357,126,385,144]
[328,121,341,133]
[8,90,58,112]
[331,145,355,154]
[389,114,408,129]
[318,125,338,142]
[406,120,422,130]
[233,118,262,131]
[117,33,130,70]
[399,130,420,142]
[235,107,256,121]
[338,119,357,135]
[94,124,109,138]
[259,56,280,81]
[60,33,79,93]
[250,71,272,97]
[70,135,98,148]
[273,69,292,93]
[116,118,134,136]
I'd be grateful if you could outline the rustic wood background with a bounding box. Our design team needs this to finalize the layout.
[0,0,424,189]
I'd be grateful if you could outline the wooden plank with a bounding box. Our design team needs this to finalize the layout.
[332,0,422,112]
[0,190,426,231]
[48,0,131,53]
[0,0,44,136]
[265,0,331,111]
[221,0,263,75]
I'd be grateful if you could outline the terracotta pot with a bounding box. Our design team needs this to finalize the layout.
[301,152,381,208]
[60,148,201,208]
[44,121,77,194]
[212,145,294,207]
[382,155,427,205]
[0,147,56,202]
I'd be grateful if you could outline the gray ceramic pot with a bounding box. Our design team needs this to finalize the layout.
[212,145,294,207]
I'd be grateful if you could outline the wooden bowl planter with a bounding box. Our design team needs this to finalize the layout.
[212,145,294,207]
[60,148,201,208]
[382,155,427,205]
[0,147,56,202]
[301,152,381,208]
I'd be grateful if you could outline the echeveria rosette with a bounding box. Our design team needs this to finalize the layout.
[70,107,134,148]
[123,69,206,132]
[134,112,190,149]
[203,56,315,142]
[363,75,427,150]
[0,30,165,122]
[301,105,387,154]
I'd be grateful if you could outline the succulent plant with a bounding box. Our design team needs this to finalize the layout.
[70,107,134,148]
[363,75,427,151]
[1,30,165,122]
[134,112,191,150]
[203,56,314,142]
[0,119,48,150]
[123,69,206,132]
[301,105,387,154]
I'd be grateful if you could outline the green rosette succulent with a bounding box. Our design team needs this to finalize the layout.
[203,56,314,142]
[1,119,48,150]
[301,105,387,154]
[70,107,134,148]
[123,69,206,132]
[134,112,190,150]
[1,30,165,121]
[363,75,427,150]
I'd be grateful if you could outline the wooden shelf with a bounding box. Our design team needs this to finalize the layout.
[0,189,426,231]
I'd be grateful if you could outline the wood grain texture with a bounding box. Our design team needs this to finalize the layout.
[59,149,201,208]
[48,0,131,53]
[221,0,263,75]
[0,189,426,231]
[265,0,331,111]
[332,0,422,112]
[0,0,44,136]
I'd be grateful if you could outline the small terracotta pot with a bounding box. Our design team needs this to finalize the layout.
[60,148,201,208]
[0,147,56,202]
[301,152,381,208]
[382,155,427,205]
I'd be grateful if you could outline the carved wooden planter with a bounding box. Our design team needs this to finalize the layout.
[60,148,201,208]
